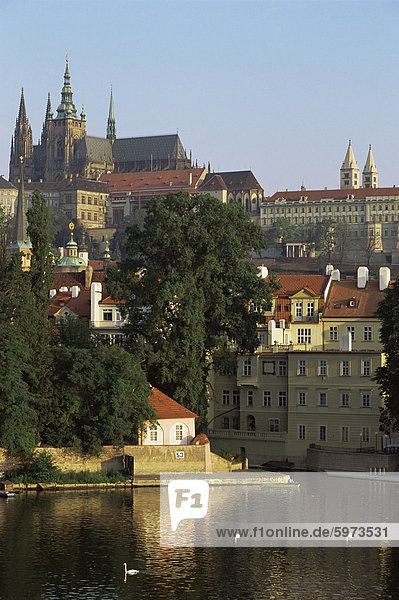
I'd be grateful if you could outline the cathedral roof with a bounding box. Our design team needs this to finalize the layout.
[100,168,206,192]
[341,141,359,170]
[207,170,263,191]
[0,176,16,190]
[112,134,186,162]
[77,137,113,163]
[363,145,377,174]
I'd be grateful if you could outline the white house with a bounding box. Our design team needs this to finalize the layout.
[141,387,198,446]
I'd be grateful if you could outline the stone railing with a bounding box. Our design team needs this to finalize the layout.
[208,428,286,442]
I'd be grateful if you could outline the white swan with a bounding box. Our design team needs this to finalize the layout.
[124,563,139,576]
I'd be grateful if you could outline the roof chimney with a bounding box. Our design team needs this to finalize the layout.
[59,286,68,292]
[325,264,334,276]
[188,172,192,185]
[357,266,369,289]
[379,266,391,291]
[49,289,56,298]
[258,265,268,279]
[331,269,340,281]
[71,285,80,298]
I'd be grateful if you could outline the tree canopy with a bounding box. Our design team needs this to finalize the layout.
[107,192,279,427]
[374,280,399,432]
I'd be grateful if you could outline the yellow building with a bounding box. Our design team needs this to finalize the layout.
[208,267,389,468]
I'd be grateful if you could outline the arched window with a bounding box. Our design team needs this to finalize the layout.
[247,415,256,432]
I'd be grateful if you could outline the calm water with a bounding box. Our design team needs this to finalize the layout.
[0,487,398,600]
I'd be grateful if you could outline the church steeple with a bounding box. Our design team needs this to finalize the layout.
[9,89,34,183]
[362,144,378,188]
[45,93,53,121]
[9,157,32,270]
[107,87,116,143]
[55,57,78,120]
[340,140,359,189]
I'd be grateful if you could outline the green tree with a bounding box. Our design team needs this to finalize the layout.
[374,280,399,432]
[107,192,279,427]
[49,318,154,453]
[110,210,147,260]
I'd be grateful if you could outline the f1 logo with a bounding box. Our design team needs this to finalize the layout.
[168,480,209,531]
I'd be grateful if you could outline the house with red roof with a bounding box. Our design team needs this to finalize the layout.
[140,387,198,446]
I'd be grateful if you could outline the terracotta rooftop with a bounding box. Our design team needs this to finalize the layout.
[149,387,198,420]
[324,279,385,318]
[100,168,206,193]
[49,289,91,318]
[269,274,330,297]
[265,187,399,204]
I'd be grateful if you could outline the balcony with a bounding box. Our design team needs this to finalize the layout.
[209,428,286,442]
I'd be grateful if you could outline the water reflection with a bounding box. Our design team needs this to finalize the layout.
[0,489,397,599]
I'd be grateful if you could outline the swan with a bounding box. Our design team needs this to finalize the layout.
[124,563,139,576]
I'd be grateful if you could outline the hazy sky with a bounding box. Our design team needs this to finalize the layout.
[2,0,399,195]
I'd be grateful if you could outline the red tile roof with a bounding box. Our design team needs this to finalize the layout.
[100,168,207,194]
[266,187,399,203]
[49,290,91,318]
[149,387,198,420]
[324,279,385,318]
[269,274,329,297]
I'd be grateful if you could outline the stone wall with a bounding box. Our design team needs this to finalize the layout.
[307,447,399,472]
[124,444,211,475]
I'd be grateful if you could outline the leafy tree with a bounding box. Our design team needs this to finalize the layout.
[110,210,147,260]
[374,280,399,432]
[331,221,350,269]
[315,219,335,265]
[47,206,70,249]
[107,192,279,427]
[357,228,381,268]
[49,317,154,453]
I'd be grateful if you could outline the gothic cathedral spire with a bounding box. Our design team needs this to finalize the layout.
[9,157,32,271]
[107,86,116,143]
[9,89,34,183]
[340,140,359,189]
[362,145,378,188]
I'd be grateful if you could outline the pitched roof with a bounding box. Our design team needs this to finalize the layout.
[48,289,91,318]
[25,177,108,193]
[76,137,113,163]
[212,170,263,191]
[270,274,329,297]
[266,187,399,203]
[100,168,206,193]
[199,173,227,192]
[112,134,187,163]
[323,279,384,318]
[149,387,198,420]
[0,176,16,190]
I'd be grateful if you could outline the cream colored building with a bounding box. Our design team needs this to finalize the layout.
[0,176,18,218]
[208,267,389,467]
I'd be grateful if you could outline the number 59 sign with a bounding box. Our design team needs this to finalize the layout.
[175,450,185,459]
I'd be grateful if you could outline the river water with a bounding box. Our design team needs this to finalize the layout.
[0,487,398,600]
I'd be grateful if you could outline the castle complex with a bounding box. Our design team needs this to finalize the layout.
[9,59,191,185]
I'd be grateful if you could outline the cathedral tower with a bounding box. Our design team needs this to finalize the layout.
[340,140,359,189]
[362,145,378,188]
[9,89,34,183]
[44,58,86,181]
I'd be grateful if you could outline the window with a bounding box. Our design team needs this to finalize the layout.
[347,326,355,341]
[247,390,254,406]
[269,419,279,433]
[94,213,98,221]
[277,391,287,407]
[232,416,240,430]
[341,393,350,407]
[329,326,338,341]
[298,392,307,405]
[362,393,371,407]
[362,360,371,376]
[319,360,327,376]
[222,417,230,430]
[149,425,158,442]
[362,426,370,443]
[298,360,307,375]
[88,196,92,205]
[263,391,272,406]
[232,390,240,405]
[278,361,287,376]
[258,332,267,345]
[87,212,91,220]
[341,360,350,376]
[363,326,373,341]
[341,426,350,442]
[298,425,306,440]
[295,302,303,317]
[297,328,311,344]
[319,392,327,406]
[243,358,252,376]
[175,424,183,441]
[222,390,230,405]
[115,311,121,321]
[81,211,85,219]
[306,302,314,317]
[103,309,112,321]
[318,425,327,441]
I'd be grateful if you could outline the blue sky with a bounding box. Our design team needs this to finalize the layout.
[2,0,399,195]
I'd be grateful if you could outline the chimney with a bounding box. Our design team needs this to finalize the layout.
[257,265,269,279]
[90,281,102,324]
[49,289,56,298]
[279,319,285,329]
[357,266,369,289]
[59,286,68,292]
[379,266,391,291]
[71,285,80,298]
[188,172,192,186]
[331,269,340,281]
[325,264,334,276]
